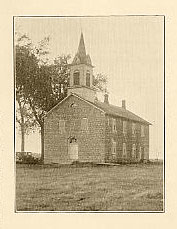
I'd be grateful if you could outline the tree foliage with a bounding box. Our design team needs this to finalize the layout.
[15,36,40,151]
[15,33,107,162]
[93,73,108,93]
[15,34,70,160]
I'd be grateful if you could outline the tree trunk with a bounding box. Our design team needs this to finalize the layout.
[40,123,45,163]
[21,123,25,152]
[17,98,25,152]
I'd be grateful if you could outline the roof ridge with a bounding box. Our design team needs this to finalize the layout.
[94,100,151,125]
[44,93,151,125]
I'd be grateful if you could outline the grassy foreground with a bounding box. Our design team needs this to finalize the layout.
[16,162,164,211]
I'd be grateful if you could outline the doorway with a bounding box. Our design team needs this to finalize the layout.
[68,137,78,161]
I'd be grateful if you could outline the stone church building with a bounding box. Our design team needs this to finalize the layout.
[44,33,151,164]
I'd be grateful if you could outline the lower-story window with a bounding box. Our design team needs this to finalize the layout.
[122,143,127,158]
[138,146,142,160]
[112,140,116,158]
[132,144,136,158]
[144,147,149,160]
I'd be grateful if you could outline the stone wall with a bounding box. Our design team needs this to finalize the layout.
[44,94,106,164]
[105,115,149,163]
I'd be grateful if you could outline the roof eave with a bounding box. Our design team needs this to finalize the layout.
[44,93,105,119]
[105,112,152,125]
[69,63,94,68]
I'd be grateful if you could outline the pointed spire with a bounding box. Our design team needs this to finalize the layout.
[77,32,86,57]
[72,32,93,66]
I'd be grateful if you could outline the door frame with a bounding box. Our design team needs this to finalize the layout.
[68,136,78,162]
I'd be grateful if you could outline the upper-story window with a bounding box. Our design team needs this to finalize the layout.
[141,125,145,137]
[59,120,65,134]
[107,117,110,126]
[112,118,117,132]
[123,120,127,135]
[73,70,80,85]
[132,123,136,135]
[81,118,88,131]
[86,71,90,87]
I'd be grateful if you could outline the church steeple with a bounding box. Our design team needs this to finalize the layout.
[68,33,96,102]
[77,32,86,57]
[72,33,92,66]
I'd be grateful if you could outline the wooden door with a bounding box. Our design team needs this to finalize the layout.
[68,142,78,161]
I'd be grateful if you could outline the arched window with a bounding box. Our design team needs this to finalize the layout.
[86,71,90,87]
[73,70,80,85]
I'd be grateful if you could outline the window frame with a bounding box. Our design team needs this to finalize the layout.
[73,70,80,86]
[112,140,117,158]
[59,120,65,134]
[123,120,127,135]
[132,143,136,158]
[69,102,77,108]
[138,146,142,160]
[112,118,117,133]
[141,125,145,137]
[81,117,88,131]
[132,122,136,135]
[107,117,110,126]
[122,143,127,158]
[86,71,90,87]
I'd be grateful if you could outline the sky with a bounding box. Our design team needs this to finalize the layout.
[15,16,164,159]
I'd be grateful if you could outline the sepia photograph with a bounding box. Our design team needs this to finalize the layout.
[14,15,164,212]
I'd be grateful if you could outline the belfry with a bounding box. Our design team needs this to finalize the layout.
[68,33,97,102]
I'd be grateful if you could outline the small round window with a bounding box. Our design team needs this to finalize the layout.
[70,103,77,108]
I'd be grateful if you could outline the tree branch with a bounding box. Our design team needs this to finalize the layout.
[28,97,43,127]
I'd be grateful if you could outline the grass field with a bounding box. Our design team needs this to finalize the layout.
[16,162,164,211]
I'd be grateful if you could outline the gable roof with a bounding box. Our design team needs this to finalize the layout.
[89,100,151,125]
[45,93,151,125]
[44,93,105,118]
